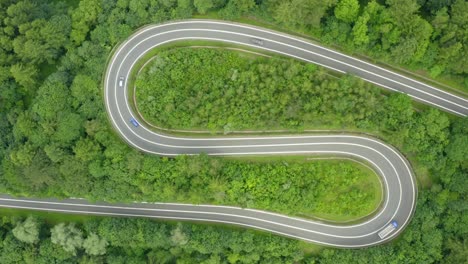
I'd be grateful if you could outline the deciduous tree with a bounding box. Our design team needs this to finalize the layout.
[334,0,360,23]
[51,223,84,255]
[194,0,213,14]
[12,217,40,244]
[83,233,108,256]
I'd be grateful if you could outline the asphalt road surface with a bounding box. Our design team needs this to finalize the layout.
[12,19,468,248]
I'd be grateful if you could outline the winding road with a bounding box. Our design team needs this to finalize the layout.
[4,20,468,248]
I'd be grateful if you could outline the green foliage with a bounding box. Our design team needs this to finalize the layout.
[405,108,450,166]
[12,216,40,244]
[131,154,380,219]
[445,118,468,165]
[194,0,214,14]
[0,0,466,262]
[219,0,256,19]
[136,48,382,131]
[10,63,37,89]
[51,223,84,255]
[431,0,468,75]
[12,15,71,64]
[352,13,370,46]
[83,233,108,256]
[0,234,28,264]
[70,0,102,45]
[380,93,414,131]
[273,0,337,28]
[262,0,467,89]
[334,0,359,23]
[0,215,308,262]
[170,223,189,246]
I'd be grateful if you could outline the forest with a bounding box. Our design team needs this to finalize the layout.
[0,0,466,262]
[257,0,468,91]
[0,214,309,263]
[136,47,391,132]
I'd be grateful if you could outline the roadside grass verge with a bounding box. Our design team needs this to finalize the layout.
[0,207,98,224]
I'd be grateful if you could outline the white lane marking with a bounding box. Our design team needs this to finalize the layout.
[0,198,377,238]
[88,99,402,231]
[115,23,468,113]
[205,29,468,110]
[112,57,411,233]
[101,21,417,244]
[177,20,468,104]
[0,203,389,248]
[114,36,465,151]
[109,80,412,238]
[108,90,413,241]
[117,29,467,117]
[116,30,417,236]
[0,197,381,239]
[113,33,461,141]
[119,20,468,104]
[362,78,466,116]
[108,31,462,142]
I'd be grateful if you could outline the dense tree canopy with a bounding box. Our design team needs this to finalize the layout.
[136,48,383,131]
[51,223,84,255]
[264,0,467,88]
[0,0,466,263]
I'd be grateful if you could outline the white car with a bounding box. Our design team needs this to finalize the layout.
[118,76,124,87]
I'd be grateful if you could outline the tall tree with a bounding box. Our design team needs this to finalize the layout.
[9,63,37,89]
[433,0,468,75]
[12,216,40,244]
[51,223,84,255]
[70,0,102,45]
[406,108,450,166]
[352,13,370,46]
[12,15,71,64]
[334,0,360,23]
[170,223,189,246]
[445,118,468,165]
[83,233,108,256]
[273,0,337,28]
[193,0,213,14]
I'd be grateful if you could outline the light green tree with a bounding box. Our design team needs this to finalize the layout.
[9,142,35,166]
[73,137,101,162]
[10,63,37,89]
[51,223,84,255]
[274,0,337,28]
[334,0,360,23]
[170,224,189,246]
[83,233,108,256]
[194,0,214,15]
[12,217,40,244]
[352,13,370,46]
